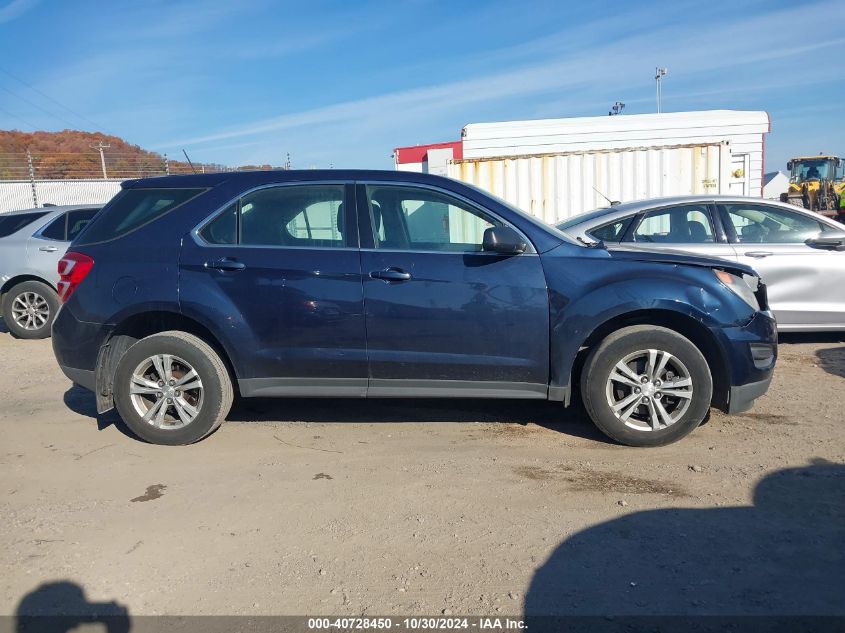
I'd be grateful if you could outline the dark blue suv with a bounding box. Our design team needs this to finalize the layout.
[52,170,776,446]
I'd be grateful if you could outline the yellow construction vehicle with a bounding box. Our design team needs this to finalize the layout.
[780,155,845,221]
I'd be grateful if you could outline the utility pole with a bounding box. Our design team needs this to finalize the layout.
[655,67,668,113]
[285,152,291,170]
[91,141,110,179]
[26,149,38,207]
[164,152,170,175]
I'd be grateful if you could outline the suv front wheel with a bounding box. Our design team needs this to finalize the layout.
[581,325,713,447]
[113,331,233,445]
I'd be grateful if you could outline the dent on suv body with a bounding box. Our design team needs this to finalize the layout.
[51,170,777,446]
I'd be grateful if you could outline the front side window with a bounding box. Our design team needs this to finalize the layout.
[39,214,67,240]
[720,204,825,244]
[199,185,348,248]
[66,208,99,241]
[365,185,501,252]
[631,204,715,243]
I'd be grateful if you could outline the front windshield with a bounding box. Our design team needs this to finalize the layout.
[790,159,833,182]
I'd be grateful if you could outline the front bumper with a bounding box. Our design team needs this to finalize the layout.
[728,374,773,414]
[713,309,777,414]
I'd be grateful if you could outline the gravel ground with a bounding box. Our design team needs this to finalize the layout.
[0,328,843,619]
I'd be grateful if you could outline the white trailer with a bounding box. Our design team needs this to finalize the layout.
[447,110,770,224]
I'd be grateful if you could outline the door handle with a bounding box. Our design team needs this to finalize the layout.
[744,251,773,258]
[205,258,246,272]
[39,246,58,252]
[370,268,412,282]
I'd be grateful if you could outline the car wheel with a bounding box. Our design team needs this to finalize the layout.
[112,331,233,445]
[2,280,59,340]
[581,325,713,447]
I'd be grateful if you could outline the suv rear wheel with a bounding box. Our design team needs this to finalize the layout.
[113,331,233,445]
[2,280,59,339]
[581,325,713,447]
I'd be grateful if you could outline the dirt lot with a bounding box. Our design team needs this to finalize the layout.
[1,328,843,619]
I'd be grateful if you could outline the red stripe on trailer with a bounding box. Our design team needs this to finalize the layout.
[394,141,462,164]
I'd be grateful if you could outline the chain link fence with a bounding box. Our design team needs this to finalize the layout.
[0,150,279,212]
[0,150,231,180]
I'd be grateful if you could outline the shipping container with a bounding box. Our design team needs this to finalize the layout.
[455,110,769,222]
[396,110,770,224]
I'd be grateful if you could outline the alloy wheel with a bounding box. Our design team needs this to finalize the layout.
[605,349,694,431]
[10,291,50,331]
[129,354,204,429]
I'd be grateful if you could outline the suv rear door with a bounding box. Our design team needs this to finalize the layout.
[356,182,550,397]
[179,182,368,395]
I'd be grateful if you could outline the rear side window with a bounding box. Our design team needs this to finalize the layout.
[75,188,204,244]
[631,204,715,243]
[0,212,48,238]
[198,185,349,248]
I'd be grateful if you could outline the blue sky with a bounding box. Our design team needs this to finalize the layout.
[1,0,843,171]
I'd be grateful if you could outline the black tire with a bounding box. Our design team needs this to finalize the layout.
[580,325,713,447]
[113,331,233,445]
[1,280,59,340]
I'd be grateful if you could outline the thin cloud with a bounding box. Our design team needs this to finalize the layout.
[157,0,842,152]
[0,0,38,24]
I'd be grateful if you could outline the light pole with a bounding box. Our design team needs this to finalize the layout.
[655,67,668,113]
[91,141,110,179]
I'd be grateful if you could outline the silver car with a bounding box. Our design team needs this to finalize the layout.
[0,205,100,339]
[557,195,845,332]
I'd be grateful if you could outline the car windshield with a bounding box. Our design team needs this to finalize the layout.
[556,208,615,231]
[790,159,833,182]
[0,211,49,238]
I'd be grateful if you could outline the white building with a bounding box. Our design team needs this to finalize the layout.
[763,171,789,200]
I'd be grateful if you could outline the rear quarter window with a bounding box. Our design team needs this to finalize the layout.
[74,188,204,244]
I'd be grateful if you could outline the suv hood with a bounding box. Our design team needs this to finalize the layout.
[606,245,757,277]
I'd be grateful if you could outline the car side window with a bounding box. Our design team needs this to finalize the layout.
[365,185,501,252]
[39,214,67,240]
[589,217,632,243]
[66,209,99,241]
[200,186,349,248]
[241,185,346,247]
[200,203,237,245]
[631,204,715,243]
[719,204,825,244]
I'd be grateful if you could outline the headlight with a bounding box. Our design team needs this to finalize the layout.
[714,269,760,311]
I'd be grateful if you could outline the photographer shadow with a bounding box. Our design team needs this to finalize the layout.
[524,460,845,629]
[15,581,130,632]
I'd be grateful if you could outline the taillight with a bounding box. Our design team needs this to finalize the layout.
[57,252,94,303]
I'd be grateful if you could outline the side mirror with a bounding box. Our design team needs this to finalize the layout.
[482,226,527,255]
[786,161,793,171]
[806,230,845,251]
